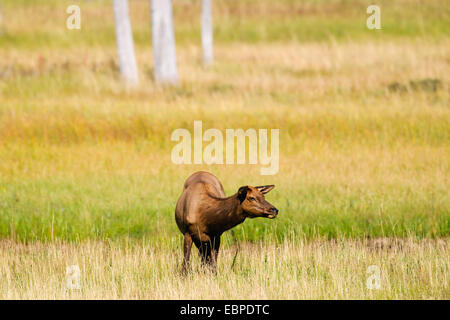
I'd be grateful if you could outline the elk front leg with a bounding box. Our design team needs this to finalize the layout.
[211,236,221,270]
[181,233,193,275]
[198,237,220,273]
[197,241,212,267]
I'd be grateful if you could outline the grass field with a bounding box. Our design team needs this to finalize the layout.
[0,0,449,299]
[1,238,448,299]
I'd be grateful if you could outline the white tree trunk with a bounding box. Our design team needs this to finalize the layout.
[151,0,178,84]
[201,0,213,65]
[113,0,139,85]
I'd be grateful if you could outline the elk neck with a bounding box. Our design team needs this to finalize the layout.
[206,193,246,234]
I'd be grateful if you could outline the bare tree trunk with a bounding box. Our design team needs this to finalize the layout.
[0,3,4,34]
[150,0,178,84]
[201,0,213,65]
[113,0,139,85]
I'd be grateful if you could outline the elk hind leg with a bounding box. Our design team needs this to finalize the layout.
[181,233,193,275]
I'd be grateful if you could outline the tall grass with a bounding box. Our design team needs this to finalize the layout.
[0,239,448,299]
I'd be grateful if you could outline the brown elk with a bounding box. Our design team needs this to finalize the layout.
[175,171,278,273]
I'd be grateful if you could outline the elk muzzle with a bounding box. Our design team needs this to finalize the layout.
[265,207,279,219]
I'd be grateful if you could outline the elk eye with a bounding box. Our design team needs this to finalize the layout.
[248,197,256,201]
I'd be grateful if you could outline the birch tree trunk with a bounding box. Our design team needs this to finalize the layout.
[150,0,178,84]
[113,0,139,85]
[201,0,213,65]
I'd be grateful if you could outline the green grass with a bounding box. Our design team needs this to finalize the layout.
[1,0,449,49]
[0,0,449,301]
[0,0,449,244]
[1,170,448,243]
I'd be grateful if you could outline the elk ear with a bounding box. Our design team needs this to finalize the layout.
[255,185,275,194]
[237,186,249,203]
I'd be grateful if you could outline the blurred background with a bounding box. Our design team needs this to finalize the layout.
[0,0,449,243]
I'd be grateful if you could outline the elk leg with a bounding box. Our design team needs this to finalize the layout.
[211,236,221,270]
[181,233,193,275]
[195,240,212,267]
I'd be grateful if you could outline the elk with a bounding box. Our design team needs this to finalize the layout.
[175,171,279,273]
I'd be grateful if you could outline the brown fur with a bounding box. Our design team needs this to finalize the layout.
[175,171,278,273]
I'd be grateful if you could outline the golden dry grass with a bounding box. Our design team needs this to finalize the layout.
[0,239,448,299]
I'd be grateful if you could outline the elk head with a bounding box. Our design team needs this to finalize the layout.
[237,185,279,219]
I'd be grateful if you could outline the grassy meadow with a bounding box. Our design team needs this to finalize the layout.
[1,238,448,299]
[0,0,449,299]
